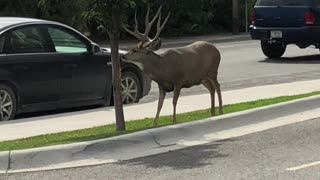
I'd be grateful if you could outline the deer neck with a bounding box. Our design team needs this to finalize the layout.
[142,52,165,80]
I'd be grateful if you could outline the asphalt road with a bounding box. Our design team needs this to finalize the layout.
[2,117,319,180]
[141,40,320,103]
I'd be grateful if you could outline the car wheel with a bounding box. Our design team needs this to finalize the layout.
[121,71,142,104]
[261,40,286,59]
[0,84,16,121]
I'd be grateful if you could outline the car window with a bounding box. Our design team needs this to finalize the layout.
[8,26,50,54]
[256,0,308,6]
[47,27,88,53]
[0,36,4,54]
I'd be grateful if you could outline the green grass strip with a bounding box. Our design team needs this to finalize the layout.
[1,91,320,151]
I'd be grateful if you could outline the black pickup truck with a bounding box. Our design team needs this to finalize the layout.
[250,0,320,58]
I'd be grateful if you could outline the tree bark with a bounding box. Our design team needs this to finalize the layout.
[109,11,126,131]
[232,0,240,34]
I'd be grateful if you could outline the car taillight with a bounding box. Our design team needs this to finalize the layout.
[305,11,315,25]
[251,10,256,25]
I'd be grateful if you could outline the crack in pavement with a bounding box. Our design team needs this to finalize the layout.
[148,132,176,148]
[5,151,11,174]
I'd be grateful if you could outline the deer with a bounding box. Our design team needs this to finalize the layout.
[122,6,223,127]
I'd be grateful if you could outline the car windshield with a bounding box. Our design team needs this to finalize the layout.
[256,0,308,6]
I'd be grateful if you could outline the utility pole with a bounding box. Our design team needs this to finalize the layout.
[245,0,248,32]
[232,0,240,34]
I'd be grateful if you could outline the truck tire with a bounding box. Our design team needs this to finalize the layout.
[261,40,286,59]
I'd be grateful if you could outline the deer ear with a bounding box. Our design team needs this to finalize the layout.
[147,38,162,51]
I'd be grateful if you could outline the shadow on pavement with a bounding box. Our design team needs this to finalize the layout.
[259,54,320,64]
[121,139,235,170]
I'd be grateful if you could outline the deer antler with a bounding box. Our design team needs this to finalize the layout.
[123,5,170,43]
[152,10,171,41]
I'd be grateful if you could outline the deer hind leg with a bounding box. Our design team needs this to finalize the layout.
[154,87,166,127]
[202,79,216,116]
[209,78,223,115]
[172,86,181,124]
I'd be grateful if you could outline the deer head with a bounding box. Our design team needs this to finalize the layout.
[122,6,170,62]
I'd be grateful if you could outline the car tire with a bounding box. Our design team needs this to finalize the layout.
[261,40,286,59]
[0,84,17,121]
[121,71,142,104]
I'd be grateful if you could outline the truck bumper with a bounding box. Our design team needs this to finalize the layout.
[249,25,320,44]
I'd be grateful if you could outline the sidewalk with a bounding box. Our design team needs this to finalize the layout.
[0,79,320,141]
[98,33,251,50]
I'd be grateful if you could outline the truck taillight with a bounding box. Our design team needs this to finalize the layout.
[305,11,315,25]
[251,10,256,25]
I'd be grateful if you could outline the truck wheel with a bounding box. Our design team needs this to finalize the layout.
[0,84,16,121]
[261,40,286,59]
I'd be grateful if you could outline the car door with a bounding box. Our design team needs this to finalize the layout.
[44,25,112,105]
[2,25,60,111]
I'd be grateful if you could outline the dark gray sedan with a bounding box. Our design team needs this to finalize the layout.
[0,17,151,121]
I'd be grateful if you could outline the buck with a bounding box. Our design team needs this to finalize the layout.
[122,6,223,127]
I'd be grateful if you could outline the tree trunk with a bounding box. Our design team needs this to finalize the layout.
[109,12,126,131]
[232,0,240,34]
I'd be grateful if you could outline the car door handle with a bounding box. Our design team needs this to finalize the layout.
[12,65,29,71]
[63,64,77,70]
[273,16,281,20]
[107,62,112,66]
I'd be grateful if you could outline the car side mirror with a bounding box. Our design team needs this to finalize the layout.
[89,43,101,53]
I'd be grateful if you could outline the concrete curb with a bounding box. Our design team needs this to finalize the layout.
[0,151,9,174]
[1,94,320,174]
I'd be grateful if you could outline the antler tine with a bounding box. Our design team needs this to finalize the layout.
[144,5,151,35]
[123,6,169,43]
[123,10,150,42]
[144,5,162,37]
[134,10,139,32]
[152,11,171,41]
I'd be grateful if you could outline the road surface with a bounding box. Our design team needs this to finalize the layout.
[2,117,319,180]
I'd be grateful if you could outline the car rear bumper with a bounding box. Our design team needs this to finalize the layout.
[249,25,320,44]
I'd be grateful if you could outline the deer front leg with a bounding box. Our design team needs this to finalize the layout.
[172,86,181,124]
[154,87,166,127]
